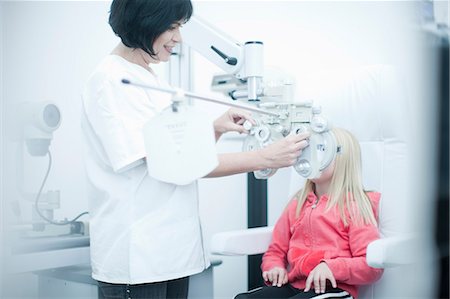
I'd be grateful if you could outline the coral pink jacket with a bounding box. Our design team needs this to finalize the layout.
[261,192,383,298]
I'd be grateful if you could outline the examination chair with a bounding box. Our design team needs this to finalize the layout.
[211,66,436,298]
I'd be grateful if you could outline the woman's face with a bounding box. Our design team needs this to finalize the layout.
[152,22,183,62]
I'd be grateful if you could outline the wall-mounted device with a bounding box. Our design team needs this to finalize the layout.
[17,101,88,233]
[22,101,61,156]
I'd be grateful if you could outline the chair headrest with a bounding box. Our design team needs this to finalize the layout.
[298,65,408,143]
[289,65,411,236]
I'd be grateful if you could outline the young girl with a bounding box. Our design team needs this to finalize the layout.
[236,128,383,299]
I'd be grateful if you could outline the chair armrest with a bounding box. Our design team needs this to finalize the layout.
[210,226,274,256]
[211,228,417,266]
[366,235,417,268]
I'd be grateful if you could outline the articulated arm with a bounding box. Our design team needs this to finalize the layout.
[181,16,263,100]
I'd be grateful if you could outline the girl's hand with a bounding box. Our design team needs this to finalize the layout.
[304,262,337,294]
[262,267,288,287]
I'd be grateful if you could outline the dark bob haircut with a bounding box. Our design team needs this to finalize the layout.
[109,0,193,57]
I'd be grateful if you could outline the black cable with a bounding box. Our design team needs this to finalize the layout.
[34,151,88,226]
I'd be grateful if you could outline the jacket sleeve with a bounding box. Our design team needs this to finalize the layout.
[322,222,383,285]
[261,200,295,272]
[322,192,384,285]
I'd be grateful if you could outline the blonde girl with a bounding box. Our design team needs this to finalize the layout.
[235,128,383,299]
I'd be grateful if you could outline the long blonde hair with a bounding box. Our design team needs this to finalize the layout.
[295,128,377,226]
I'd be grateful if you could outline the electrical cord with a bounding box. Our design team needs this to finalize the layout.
[34,150,88,225]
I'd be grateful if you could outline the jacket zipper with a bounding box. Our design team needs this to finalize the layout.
[308,197,320,248]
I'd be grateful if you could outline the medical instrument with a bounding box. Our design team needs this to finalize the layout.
[181,17,263,101]
[123,79,277,185]
[31,150,88,228]
[121,79,278,117]
[18,101,88,231]
[22,101,61,156]
[211,69,295,103]
[178,16,338,179]
[122,16,337,182]
[242,103,337,179]
[123,80,337,180]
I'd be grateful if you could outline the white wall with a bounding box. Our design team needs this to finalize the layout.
[3,1,112,224]
[1,1,4,225]
[0,1,4,294]
[2,2,117,297]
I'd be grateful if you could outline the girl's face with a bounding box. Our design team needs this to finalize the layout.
[152,22,183,62]
[311,158,335,185]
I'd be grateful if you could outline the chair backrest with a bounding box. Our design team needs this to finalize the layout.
[287,65,416,298]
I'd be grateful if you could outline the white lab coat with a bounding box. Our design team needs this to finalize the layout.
[81,55,209,284]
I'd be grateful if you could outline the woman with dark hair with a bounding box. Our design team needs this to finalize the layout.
[82,1,310,298]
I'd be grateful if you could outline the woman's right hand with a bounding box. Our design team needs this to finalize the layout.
[262,267,289,287]
[258,132,310,169]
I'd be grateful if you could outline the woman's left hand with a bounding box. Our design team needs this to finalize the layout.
[304,262,337,294]
[213,108,256,136]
